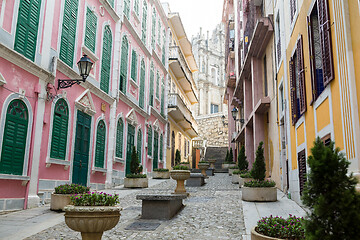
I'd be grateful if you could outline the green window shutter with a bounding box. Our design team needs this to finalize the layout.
[131,50,137,81]
[120,36,129,93]
[151,8,156,49]
[14,0,41,61]
[95,120,106,168]
[60,0,78,67]
[0,100,29,175]
[157,21,161,44]
[150,64,154,106]
[134,0,139,15]
[123,0,130,19]
[100,26,112,93]
[115,119,124,158]
[85,7,97,53]
[147,126,152,156]
[141,1,147,43]
[139,60,145,108]
[156,72,159,98]
[108,0,114,8]
[161,80,165,116]
[137,130,142,163]
[159,134,163,162]
[50,99,69,160]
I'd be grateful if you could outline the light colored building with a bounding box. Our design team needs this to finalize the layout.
[163,3,199,168]
[191,24,228,147]
[0,0,168,211]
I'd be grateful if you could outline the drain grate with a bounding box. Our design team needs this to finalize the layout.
[125,221,161,231]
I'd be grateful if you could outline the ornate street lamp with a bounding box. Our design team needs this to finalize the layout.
[57,55,94,90]
[231,107,238,121]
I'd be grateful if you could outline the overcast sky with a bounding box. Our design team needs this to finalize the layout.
[163,0,224,40]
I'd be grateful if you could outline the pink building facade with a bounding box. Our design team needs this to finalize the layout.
[0,0,168,211]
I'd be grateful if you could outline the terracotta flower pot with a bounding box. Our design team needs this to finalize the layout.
[153,171,170,179]
[251,227,283,240]
[198,163,210,177]
[170,170,190,195]
[50,193,72,211]
[64,205,121,240]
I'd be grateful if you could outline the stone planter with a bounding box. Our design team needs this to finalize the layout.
[170,170,190,195]
[222,163,236,169]
[228,168,239,176]
[242,187,277,202]
[124,177,148,188]
[64,205,121,240]
[180,163,190,169]
[50,193,72,211]
[153,171,170,179]
[239,177,253,188]
[251,227,282,240]
[231,174,241,184]
[208,159,216,169]
[198,163,210,177]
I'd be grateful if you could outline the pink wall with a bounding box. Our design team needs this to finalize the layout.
[2,0,14,34]
[0,180,27,198]
[51,0,62,50]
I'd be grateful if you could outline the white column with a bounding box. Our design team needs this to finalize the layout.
[105,101,117,188]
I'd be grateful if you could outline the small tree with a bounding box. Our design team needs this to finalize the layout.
[238,146,248,171]
[302,138,360,240]
[229,148,234,163]
[175,149,181,166]
[250,142,266,181]
[130,146,142,174]
[225,149,229,162]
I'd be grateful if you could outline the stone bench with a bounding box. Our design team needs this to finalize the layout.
[186,173,205,187]
[136,194,187,219]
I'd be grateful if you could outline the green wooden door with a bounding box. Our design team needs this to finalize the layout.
[125,124,135,175]
[153,131,158,170]
[72,111,91,186]
[0,100,28,175]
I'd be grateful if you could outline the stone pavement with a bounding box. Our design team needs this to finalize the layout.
[0,173,306,240]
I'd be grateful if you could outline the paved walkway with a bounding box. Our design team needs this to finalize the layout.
[0,173,306,240]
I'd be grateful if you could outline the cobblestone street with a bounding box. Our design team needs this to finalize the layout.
[25,173,245,240]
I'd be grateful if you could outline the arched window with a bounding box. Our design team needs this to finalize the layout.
[123,0,130,19]
[149,63,154,106]
[156,71,160,99]
[94,120,106,168]
[134,0,139,15]
[166,123,170,147]
[141,1,147,43]
[139,60,145,108]
[50,99,69,160]
[159,134,163,162]
[131,49,138,82]
[137,129,142,163]
[0,99,29,175]
[120,36,129,93]
[151,8,156,49]
[100,26,112,93]
[147,125,152,156]
[161,78,165,116]
[84,7,97,53]
[59,0,79,66]
[115,118,124,158]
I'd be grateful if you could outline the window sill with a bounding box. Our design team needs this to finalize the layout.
[82,45,99,62]
[92,167,107,175]
[0,174,30,186]
[46,157,71,170]
[129,78,139,89]
[131,10,140,25]
[114,157,125,164]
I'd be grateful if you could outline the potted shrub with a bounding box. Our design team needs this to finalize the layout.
[153,168,170,179]
[198,161,210,177]
[238,146,250,187]
[302,138,360,239]
[222,148,236,169]
[170,165,190,195]
[239,171,253,187]
[64,192,121,240]
[180,161,191,169]
[50,184,89,211]
[242,142,277,202]
[232,170,242,184]
[251,215,305,240]
[229,165,239,176]
[124,146,148,188]
[175,149,181,166]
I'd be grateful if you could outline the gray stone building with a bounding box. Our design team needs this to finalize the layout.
[191,24,228,147]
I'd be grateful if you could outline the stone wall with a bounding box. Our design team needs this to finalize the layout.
[196,115,228,147]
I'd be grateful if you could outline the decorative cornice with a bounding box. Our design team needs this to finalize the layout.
[123,16,151,58]
[118,90,149,118]
[99,0,121,22]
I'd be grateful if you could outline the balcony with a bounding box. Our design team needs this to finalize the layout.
[168,93,198,138]
[169,46,198,104]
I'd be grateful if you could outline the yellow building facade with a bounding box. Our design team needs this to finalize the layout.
[163,8,199,169]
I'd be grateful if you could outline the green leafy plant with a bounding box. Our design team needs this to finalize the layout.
[229,166,239,169]
[198,161,209,164]
[172,165,189,170]
[251,142,266,181]
[238,146,248,171]
[244,179,276,188]
[54,184,90,194]
[229,148,234,163]
[256,215,305,239]
[175,149,181,166]
[153,168,169,172]
[225,149,229,162]
[240,172,252,178]
[233,170,242,175]
[302,138,360,240]
[125,173,147,178]
[129,146,144,177]
[70,192,119,206]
